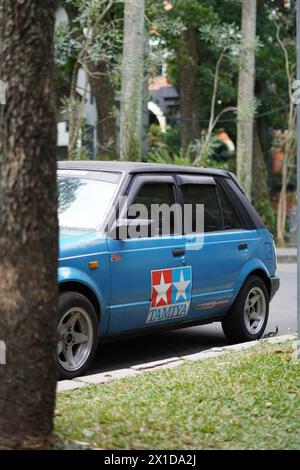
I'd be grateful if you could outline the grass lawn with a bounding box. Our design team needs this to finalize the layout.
[55,341,300,450]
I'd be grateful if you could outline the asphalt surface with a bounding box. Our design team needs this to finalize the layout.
[88,264,297,374]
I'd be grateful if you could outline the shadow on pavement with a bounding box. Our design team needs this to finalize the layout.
[87,324,228,374]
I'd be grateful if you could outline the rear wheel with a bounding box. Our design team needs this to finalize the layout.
[57,292,98,379]
[222,276,269,343]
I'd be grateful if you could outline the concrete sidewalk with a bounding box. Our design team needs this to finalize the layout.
[277,247,297,263]
[57,334,297,393]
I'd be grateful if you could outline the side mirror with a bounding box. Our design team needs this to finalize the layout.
[108,218,154,240]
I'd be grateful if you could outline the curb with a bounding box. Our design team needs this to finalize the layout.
[277,255,297,263]
[57,334,297,393]
[276,248,297,264]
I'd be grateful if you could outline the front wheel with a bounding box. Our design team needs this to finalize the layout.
[57,292,98,380]
[222,276,269,344]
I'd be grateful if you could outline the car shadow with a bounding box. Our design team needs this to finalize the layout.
[87,323,228,375]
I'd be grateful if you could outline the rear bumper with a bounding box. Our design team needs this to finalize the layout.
[270,276,280,300]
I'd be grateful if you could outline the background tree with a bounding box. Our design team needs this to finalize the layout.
[150,0,241,158]
[252,122,271,214]
[120,0,145,161]
[157,0,216,153]
[0,0,58,449]
[192,23,241,166]
[177,25,200,152]
[56,0,121,159]
[253,0,296,235]
[88,56,117,158]
[54,0,296,239]
[236,0,257,199]
[273,15,296,245]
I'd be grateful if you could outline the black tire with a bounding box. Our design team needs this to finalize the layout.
[222,275,269,344]
[57,292,98,380]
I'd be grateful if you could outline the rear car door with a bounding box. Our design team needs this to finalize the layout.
[107,174,193,334]
[178,174,260,320]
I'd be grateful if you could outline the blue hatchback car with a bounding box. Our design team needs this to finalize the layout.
[57,161,279,379]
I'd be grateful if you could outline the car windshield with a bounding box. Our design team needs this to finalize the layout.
[58,169,120,230]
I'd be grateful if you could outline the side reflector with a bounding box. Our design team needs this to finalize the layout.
[88,261,99,270]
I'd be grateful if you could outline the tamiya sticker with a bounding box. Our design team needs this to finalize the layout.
[147,266,192,324]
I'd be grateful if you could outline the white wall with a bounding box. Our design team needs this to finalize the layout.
[57,121,69,147]
[56,6,68,26]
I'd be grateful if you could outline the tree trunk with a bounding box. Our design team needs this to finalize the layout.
[252,123,269,207]
[276,130,294,246]
[236,0,257,199]
[277,168,288,246]
[64,2,81,160]
[277,147,289,247]
[120,0,145,161]
[65,3,117,160]
[178,27,199,153]
[89,61,116,159]
[67,74,88,160]
[0,0,58,449]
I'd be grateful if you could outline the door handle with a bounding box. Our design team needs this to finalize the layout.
[173,248,185,258]
[238,243,248,251]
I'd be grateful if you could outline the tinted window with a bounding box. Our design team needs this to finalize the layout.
[181,184,222,233]
[217,184,244,230]
[227,179,264,229]
[131,182,176,236]
[133,183,174,212]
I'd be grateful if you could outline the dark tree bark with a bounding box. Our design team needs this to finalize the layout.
[252,123,269,206]
[178,27,199,153]
[0,0,58,449]
[88,61,116,159]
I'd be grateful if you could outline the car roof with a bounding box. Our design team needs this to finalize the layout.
[58,160,229,178]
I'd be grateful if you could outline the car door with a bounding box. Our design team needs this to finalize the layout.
[178,174,260,319]
[107,174,193,334]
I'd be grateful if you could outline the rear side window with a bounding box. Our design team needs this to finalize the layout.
[227,179,265,229]
[217,184,244,230]
[181,184,222,233]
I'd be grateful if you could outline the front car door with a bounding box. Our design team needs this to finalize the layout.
[107,174,193,334]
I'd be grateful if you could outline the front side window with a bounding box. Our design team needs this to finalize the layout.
[181,184,222,233]
[58,170,119,230]
[130,182,176,236]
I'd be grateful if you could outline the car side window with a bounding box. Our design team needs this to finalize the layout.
[181,184,222,233]
[130,182,176,236]
[217,184,244,230]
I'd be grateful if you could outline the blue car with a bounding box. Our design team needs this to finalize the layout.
[57,161,280,379]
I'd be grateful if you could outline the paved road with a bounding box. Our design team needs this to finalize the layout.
[88,264,297,374]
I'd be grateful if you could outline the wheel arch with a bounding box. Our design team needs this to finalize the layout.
[233,259,272,306]
[245,269,271,299]
[59,281,101,319]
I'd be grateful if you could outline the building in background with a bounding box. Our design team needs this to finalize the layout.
[149,75,179,131]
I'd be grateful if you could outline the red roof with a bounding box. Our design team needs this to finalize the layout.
[149,76,173,91]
